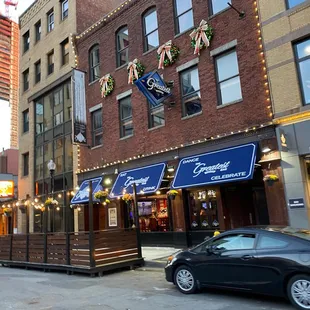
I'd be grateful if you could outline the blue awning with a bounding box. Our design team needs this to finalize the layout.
[71,177,103,204]
[172,143,257,189]
[110,163,166,197]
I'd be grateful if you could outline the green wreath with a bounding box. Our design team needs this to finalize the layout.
[128,61,145,82]
[100,75,114,98]
[191,26,214,51]
[157,44,180,67]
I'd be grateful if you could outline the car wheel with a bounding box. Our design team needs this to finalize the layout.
[174,265,197,294]
[287,274,310,310]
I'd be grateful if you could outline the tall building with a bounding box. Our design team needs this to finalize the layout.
[0,15,19,149]
[258,0,310,228]
[18,0,124,233]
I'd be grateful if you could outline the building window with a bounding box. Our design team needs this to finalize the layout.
[54,111,64,126]
[54,87,64,106]
[215,50,242,105]
[23,109,29,133]
[119,96,133,138]
[91,109,103,146]
[35,20,41,42]
[143,8,159,52]
[35,60,41,84]
[23,153,29,176]
[47,50,54,75]
[61,38,69,66]
[294,38,310,105]
[210,0,231,15]
[180,66,201,117]
[47,10,54,32]
[116,26,129,67]
[149,102,165,128]
[23,31,30,53]
[287,0,306,9]
[35,100,44,134]
[89,45,100,82]
[61,0,69,20]
[23,69,29,92]
[174,0,194,35]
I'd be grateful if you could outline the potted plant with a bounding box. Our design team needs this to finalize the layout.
[167,189,178,200]
[3,207,12,217]
[44,198,58,208]
[263,174,279,186]
[122,193,133,204]
[94,190,109,203]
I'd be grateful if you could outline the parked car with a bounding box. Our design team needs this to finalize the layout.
[165,226,310,310]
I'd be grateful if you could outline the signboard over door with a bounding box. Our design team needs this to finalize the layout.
[72,69,87,144]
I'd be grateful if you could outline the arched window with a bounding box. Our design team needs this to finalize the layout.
[116,26,129,67]
[142,8,159,52]
[89,44,100,82]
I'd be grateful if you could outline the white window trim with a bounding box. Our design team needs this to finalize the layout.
[48,12,54,32]
[89,103,102,113]
[116,89,132,101]
[62,0,68,19]
[210,40,237,57]
[176,58,199,72]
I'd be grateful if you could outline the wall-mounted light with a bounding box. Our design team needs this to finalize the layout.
[114,168,119,175]
[167,165,175,172]
[156,190,161,195]
[262,146,271,153]
[104,178,112,185]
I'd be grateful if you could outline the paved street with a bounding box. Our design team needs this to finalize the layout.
[0,266,294,310]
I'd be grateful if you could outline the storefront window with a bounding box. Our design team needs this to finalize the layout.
[138,199,170,232]
[188,189,219,230]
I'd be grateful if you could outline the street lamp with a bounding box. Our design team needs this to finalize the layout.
[47,159,56,193]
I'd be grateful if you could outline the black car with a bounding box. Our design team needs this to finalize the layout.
[165,226,310,310]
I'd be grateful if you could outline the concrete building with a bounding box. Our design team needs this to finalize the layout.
[258,0,310,228]
[0,15,19,149]
[73,0,288,247]
[18,0,123,233]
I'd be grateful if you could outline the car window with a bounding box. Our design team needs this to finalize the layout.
[212,234,255,251]
[257,235,289,250]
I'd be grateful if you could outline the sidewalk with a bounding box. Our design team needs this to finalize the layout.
[141,247,182,269]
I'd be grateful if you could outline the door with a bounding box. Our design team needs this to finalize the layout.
[195,233,259,290]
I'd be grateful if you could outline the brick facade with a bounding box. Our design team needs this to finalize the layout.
[76,0,271,170]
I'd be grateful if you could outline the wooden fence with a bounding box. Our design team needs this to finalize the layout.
[0,229,143,275]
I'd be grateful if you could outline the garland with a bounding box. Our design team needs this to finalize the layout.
[127,59,145,84]
[157,40,180,69]
[190,20,213,55]
[99,74,114,98]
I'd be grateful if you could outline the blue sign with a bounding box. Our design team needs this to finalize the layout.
[110,163,166,197]
[135,71,171,107]
[172,143,257,189]
[71,177,103,204]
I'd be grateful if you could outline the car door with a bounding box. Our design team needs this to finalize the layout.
[195,232,258,289]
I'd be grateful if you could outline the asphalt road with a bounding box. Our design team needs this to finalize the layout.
[0,266,294,310]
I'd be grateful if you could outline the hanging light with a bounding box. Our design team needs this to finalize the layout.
[262,146,271,153]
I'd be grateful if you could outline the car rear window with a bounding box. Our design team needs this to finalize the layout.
[257,235,289,249]
[266,227,310,242]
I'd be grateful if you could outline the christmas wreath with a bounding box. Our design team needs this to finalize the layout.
[99,74,114,98]
[190,20,213,55]
[157,41,180,69]
[127,59,145,84]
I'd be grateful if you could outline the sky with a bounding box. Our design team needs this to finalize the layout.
[0,0,35,21]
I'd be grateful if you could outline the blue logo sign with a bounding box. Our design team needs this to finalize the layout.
[172,143,257,189]
[71,177,103,204]
[135,71,171,107]
[110,163,166,197]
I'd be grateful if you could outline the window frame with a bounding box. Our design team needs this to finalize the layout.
[89,44,100,83]
[35,20,41,42]
[180,65,201,117]
[23,31,30,53]
[47,10,54,33]
[23,153,29,176]
[116,26,129,68]
[119,96,133,138]
[47,50,54,75]
[23,109,29,133]
[61,38,69,66]
[209,0,231,16]
[61,0,69,20]
[148,102,165,129]
[142,7,159,52]
[214,49,243,106]
[174,0,194,35]
[91,109,103,147]
[34,60,41,84]
[293,37,310,106]
[23,69,29,92]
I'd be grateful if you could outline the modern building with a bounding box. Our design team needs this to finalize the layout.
[257,0,310,228]
[18,0,123,233]
[0,15,19,149]
[73,0,288,247]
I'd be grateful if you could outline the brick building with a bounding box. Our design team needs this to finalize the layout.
[74,0,288,246]
[258,0,310,228]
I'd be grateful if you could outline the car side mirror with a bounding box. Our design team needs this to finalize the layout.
[206,244,218,254]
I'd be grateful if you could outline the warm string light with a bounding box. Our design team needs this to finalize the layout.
[254,1,273,119]
[76,121,273,174]
[70,33,79,68]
